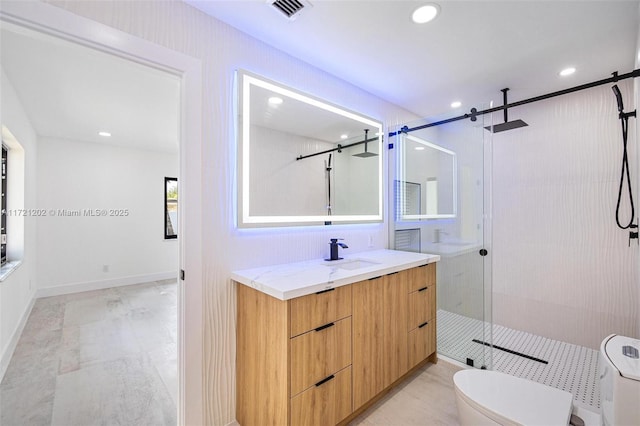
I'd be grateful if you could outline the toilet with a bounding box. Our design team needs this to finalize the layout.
[453,369,574,425]
[453,334,640,426]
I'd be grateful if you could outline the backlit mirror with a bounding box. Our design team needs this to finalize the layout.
[237,71,383,227]
[396,134,457,220]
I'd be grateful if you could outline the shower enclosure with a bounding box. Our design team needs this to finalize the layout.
[390,108,493,369]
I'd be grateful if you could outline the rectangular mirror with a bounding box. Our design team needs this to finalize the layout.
[237,70,383,227]
[396,134,457,220]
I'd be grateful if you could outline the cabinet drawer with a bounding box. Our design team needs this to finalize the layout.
[408,286,435,331]
[290,317,352,397]
[290,285,352,337]
[290,366,352,426]
[408,263,436,293]
[408,320,436,369]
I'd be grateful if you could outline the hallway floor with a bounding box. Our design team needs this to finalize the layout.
[0,279,177,426]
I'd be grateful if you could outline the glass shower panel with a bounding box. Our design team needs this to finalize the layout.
[391,108,492,369]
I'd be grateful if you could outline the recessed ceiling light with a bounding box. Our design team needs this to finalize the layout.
[268,96,283,105]
[414,146,425,151]
[412,4,440,24]
[98,131,111,137]
[450,101,462,108]
[559,67,576,77]
[340,134,348,140]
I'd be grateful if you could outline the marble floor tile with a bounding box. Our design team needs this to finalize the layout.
[0,280,178,425]
[51,355,176,426]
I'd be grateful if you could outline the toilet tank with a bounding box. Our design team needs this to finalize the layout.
[599,334,640,426]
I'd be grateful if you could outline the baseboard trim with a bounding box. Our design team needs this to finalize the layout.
[0,292,36,381]
[36,271,178,299]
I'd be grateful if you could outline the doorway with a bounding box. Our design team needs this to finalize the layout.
[0,2,203,424]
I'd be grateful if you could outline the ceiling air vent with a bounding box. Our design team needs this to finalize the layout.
[269,0,312,21]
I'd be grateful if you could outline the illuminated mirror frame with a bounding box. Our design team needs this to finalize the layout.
[397,134,457,221]
[237,70,384,227]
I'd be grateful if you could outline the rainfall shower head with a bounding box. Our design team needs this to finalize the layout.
[485,119,528,133]
[484,88,529,133]
[353,129,378,158]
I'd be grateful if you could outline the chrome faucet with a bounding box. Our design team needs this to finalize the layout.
[326,238,348,261]
[433,228,448,243]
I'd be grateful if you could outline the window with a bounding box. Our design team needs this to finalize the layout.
[164,177,178,239]
[1,145,6,266]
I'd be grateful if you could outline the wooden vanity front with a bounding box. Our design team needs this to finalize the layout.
[235,257,437,426]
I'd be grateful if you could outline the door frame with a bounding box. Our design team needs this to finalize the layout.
[0,2,204,424]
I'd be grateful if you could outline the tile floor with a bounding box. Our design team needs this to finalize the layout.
[0,279,177,426]
[437,309,601,410]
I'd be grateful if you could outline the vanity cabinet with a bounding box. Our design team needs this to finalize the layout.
[235,263,437,426]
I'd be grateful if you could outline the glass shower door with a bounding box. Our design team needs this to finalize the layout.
[391,108,492,369]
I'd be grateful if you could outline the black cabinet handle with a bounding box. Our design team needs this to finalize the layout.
[418,321,429,328]
[315,288,335,295]
[418,286,428,292]
[419,264,429,268]
[314,322,335,332]
[368,276,382,281]
[315,374,335,387]
[387,272,398,276]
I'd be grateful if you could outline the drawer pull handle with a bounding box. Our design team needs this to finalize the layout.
[314,322,335,332]
[315,375,335,387]
[418,321,429,328]
[418,286,428,292]
[387,272,398,276]
[419,264,429,268]
[368,276,382,281]
[315,288,335,295]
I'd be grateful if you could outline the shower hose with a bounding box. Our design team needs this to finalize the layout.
[616,112,635,230]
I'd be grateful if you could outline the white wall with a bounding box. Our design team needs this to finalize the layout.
[0,68,38,376]
[42,1,418,423]
[36,137,178,293]
[491,81,638,349]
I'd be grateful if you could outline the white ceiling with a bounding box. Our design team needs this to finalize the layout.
[0,22,180,153]
[186,0,639,118]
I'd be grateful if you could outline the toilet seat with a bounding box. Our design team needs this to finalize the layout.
[453,369,573,425]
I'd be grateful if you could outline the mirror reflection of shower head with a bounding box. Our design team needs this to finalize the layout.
[353,129,378,158]
[612,85,624,113]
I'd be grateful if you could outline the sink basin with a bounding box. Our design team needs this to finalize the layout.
[325,259,380,270]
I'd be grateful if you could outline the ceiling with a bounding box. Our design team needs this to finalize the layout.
[186,0,639,118]
[0,22,180,153]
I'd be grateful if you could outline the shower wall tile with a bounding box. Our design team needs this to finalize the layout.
[492,82,639,349]
[43,1,419,424]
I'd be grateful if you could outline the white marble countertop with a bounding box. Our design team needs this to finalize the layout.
[231,249,440,300]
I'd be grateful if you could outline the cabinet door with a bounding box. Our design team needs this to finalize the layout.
[408,320,436,368]
[290,366,352,426]
[352,277,385,410]
[383,271,408,387]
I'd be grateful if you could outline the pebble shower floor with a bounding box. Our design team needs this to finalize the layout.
[437,309,601,410]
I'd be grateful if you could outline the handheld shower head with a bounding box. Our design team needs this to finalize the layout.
[612,85,624,113]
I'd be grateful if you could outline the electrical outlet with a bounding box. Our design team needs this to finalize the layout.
[368,235,374,247]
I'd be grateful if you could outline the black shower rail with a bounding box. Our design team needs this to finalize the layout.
[389,68,640,136]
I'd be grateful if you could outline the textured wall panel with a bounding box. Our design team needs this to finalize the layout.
[491,82,639,349]
[41,1,418,424]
